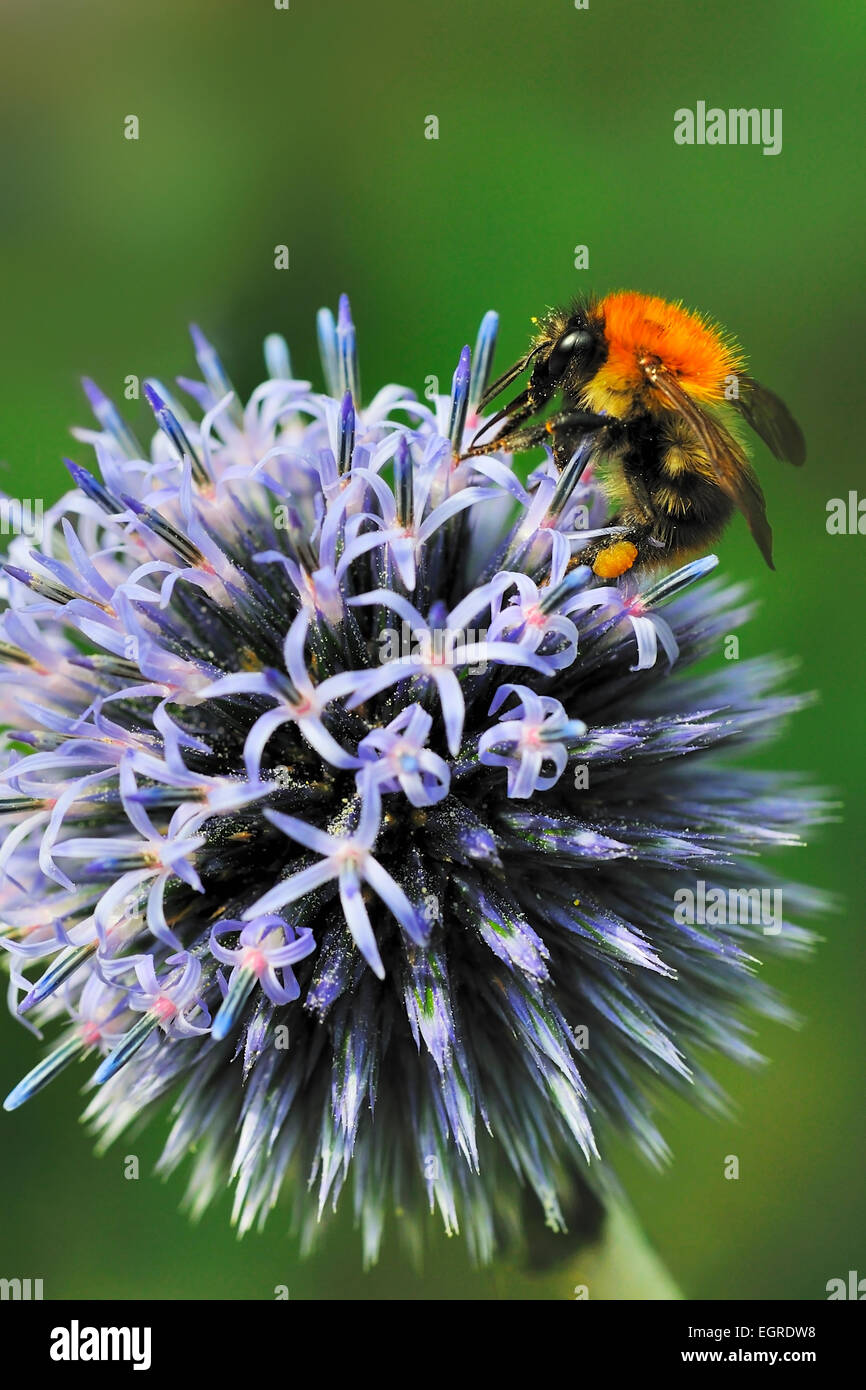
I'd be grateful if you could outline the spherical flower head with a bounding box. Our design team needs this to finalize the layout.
[0,300,828,1264]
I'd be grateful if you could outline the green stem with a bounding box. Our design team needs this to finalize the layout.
[497,1200,683,1301]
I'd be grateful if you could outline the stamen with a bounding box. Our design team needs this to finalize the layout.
[81,378,144,460]
[281,507,319,572]
[65,460,124,516]
[468,311,499,414]
[393,435,413,527]
[3,565,99,609]
[539,717,585,743]
[143,382,209,486]
[264,333,292,381]
[68,654,142,679]
[121,494,206,567]
[337,294,361,404]
[539,567,591,614]
[640,553,720,607]
[316,308,339,396]
[190,323,243,426]
[448,346,472,454]
[92,1010,160,1084]
[547,436,597,520]
[0,795,50,814]
[0,641,37,668]
[3,1033,86,1111]
[211,965,257,1041]
[338,390,355,475]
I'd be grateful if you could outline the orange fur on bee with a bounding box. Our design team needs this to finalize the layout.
[582,292,744,416]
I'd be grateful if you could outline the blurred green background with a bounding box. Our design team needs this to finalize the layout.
[0,0,863,1300]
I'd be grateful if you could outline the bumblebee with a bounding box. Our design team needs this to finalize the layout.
[465,292,805,576]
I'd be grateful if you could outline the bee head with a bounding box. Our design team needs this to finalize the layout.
[536,312,606,392]
[469,302,608,452]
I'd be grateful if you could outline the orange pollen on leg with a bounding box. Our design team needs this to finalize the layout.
[592,541,639,579]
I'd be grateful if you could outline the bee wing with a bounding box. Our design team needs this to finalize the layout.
[648,362,775,570]
[735,375,806,466]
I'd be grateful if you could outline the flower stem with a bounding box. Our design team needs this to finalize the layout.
[501,1199,683,1301]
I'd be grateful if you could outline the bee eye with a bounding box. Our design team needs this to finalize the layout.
[547,328,595,379]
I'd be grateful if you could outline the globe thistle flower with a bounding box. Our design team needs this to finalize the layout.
[0,298,827,1265]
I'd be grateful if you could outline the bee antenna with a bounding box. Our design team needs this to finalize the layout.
[469,388,534,450]
[476,345,542,412]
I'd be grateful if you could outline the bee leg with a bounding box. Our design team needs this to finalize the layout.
[544,410,617,470]
[464,388,537,455]
[575,521,669,579]
[462,419,541,458]
[464,409,611,462]
[620,464,656,520]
